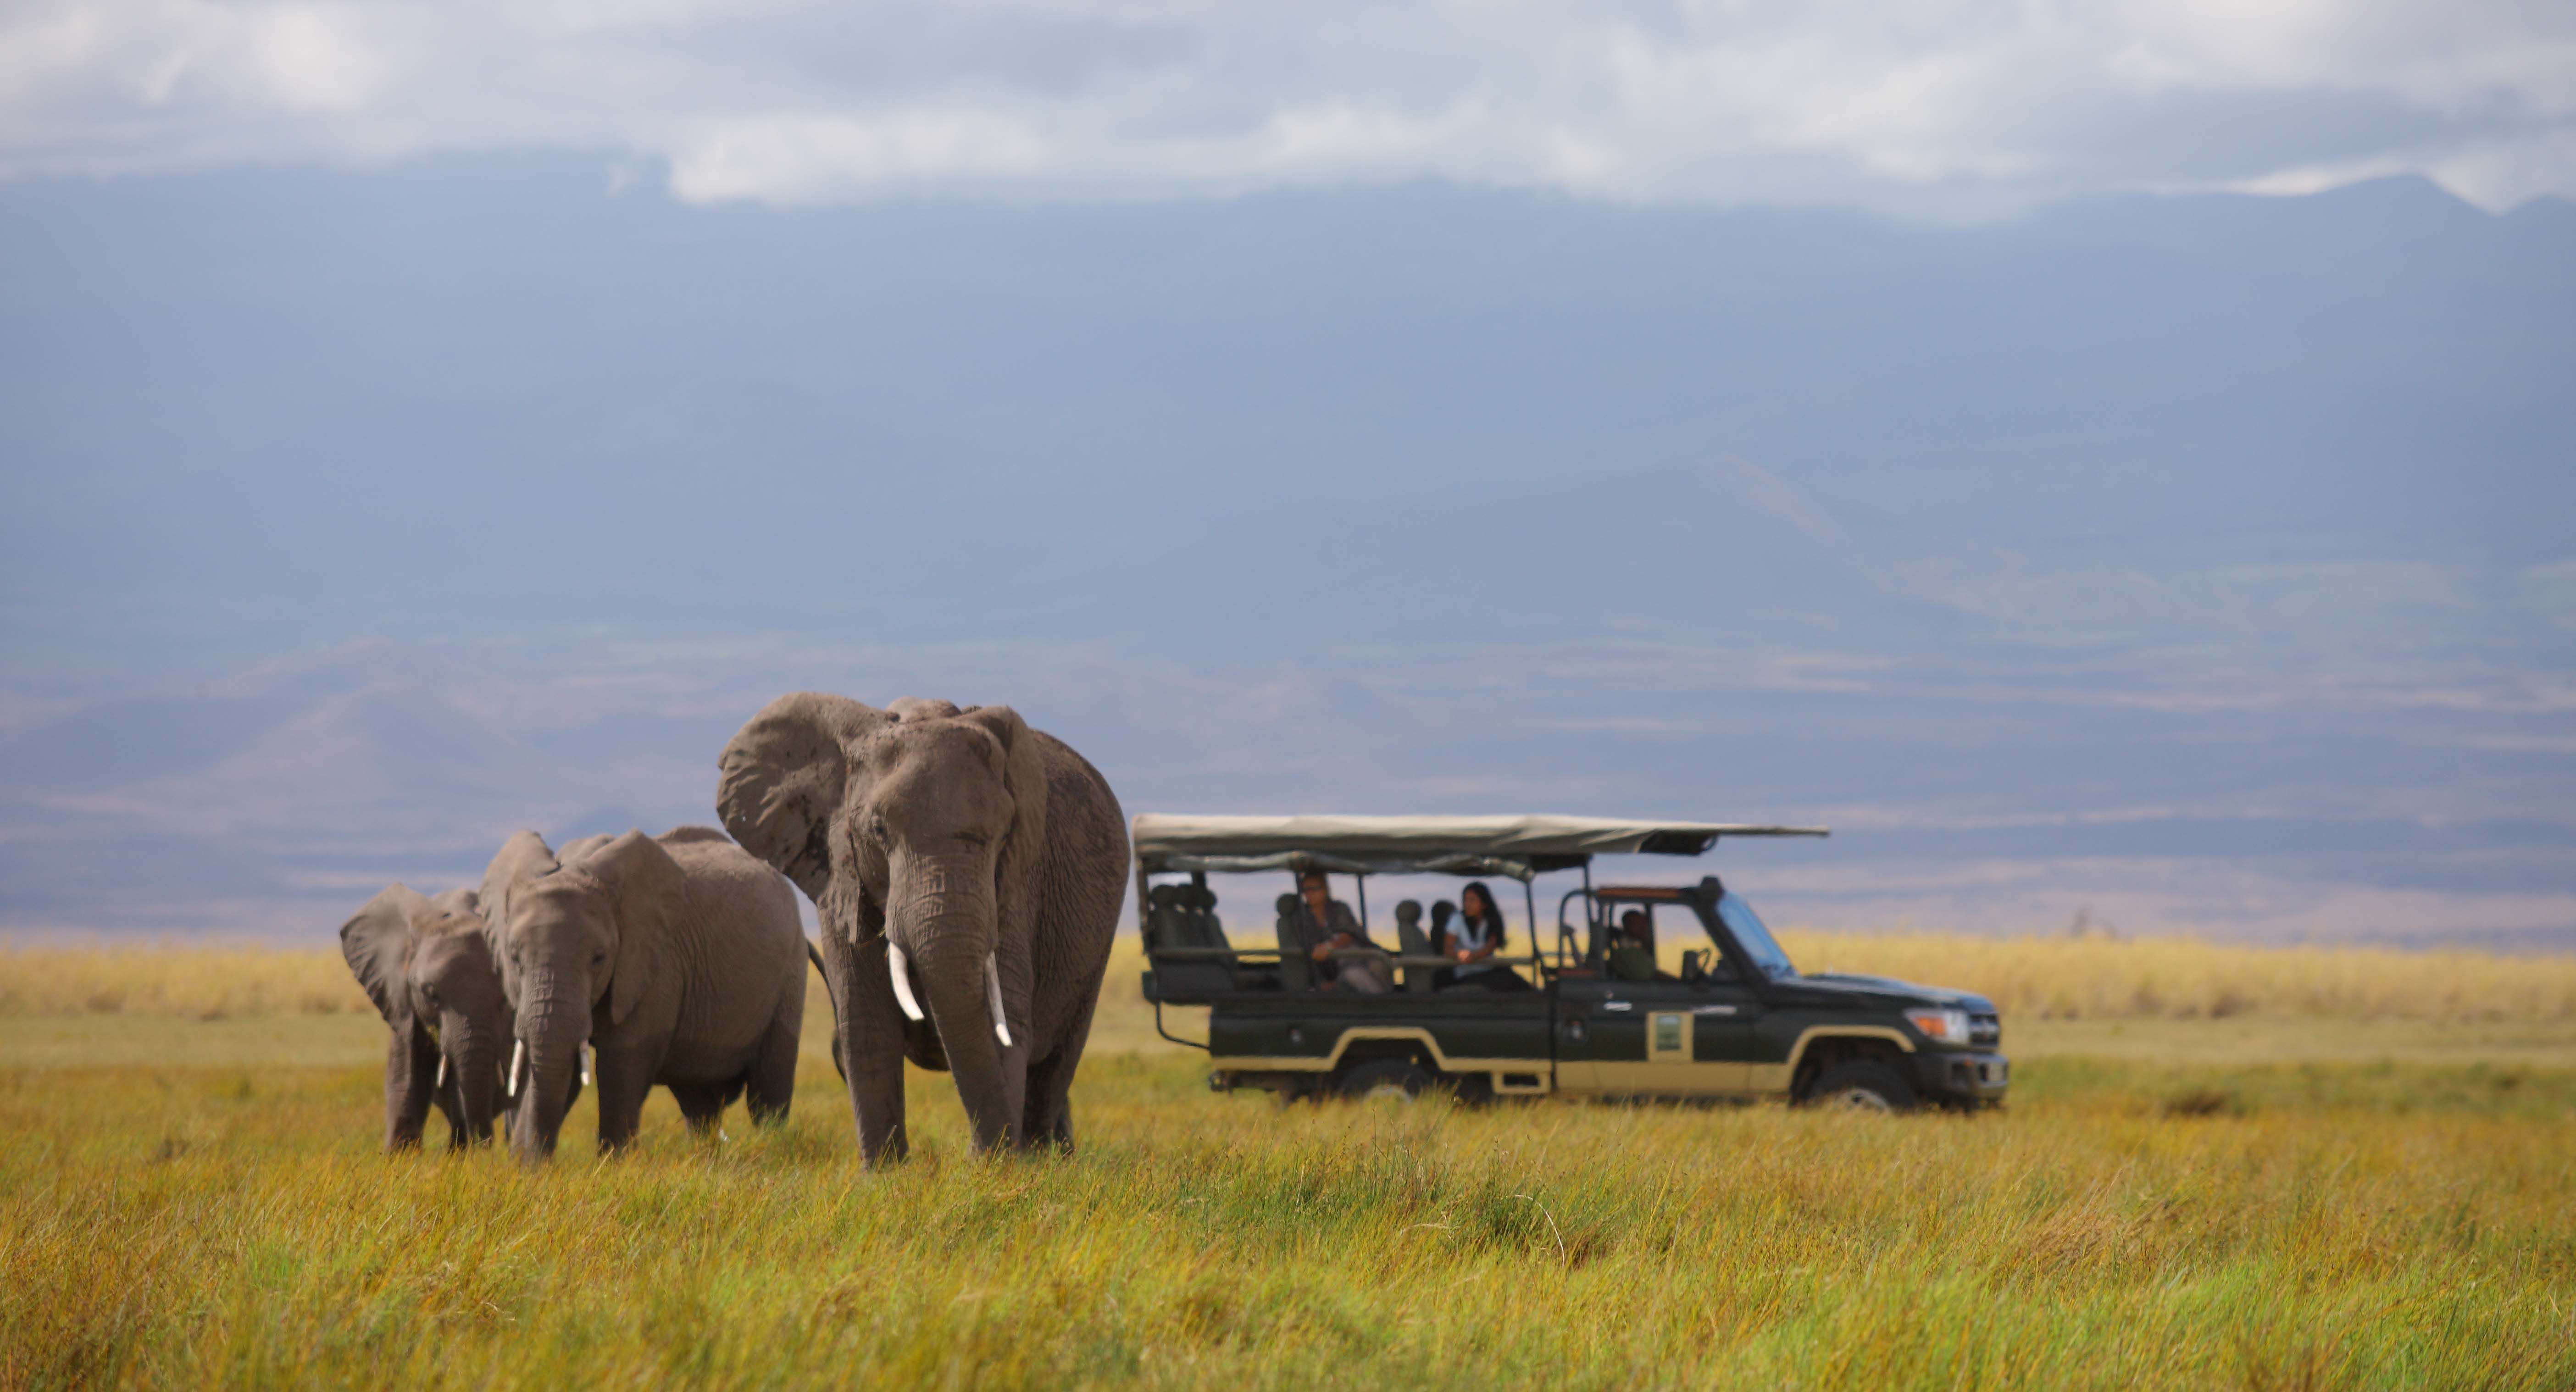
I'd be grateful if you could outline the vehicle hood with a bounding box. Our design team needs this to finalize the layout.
[1772,972,1994,1014]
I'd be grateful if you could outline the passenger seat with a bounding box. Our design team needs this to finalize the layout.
[1146,882,1238,1001]
[1393,900,1436,992]
[1273,892,1313,991]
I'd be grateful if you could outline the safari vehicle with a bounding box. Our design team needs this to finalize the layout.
[1135,814,2008,1112]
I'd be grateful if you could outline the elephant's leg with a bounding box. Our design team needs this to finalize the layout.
[743,993,799,1127]
[383,1027,439,1152]
[670,1082,728,1135]
[825,929,909,1164]
[590,1046,657,1154]
[1023,974,1102,1152]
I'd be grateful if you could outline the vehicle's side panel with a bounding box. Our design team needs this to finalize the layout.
[1744,1023,1915,1093]
[1206,993,1553,1081]
[1557,979,1748,1098]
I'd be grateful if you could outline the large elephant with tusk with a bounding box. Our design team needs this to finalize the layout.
[480,826,807,1161]
[717,694,1127,1161]
[338,884,513,1151]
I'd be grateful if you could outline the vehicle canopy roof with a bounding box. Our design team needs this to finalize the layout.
[1131,813,1827,882]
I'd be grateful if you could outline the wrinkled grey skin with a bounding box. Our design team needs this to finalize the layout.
[339,885,511,1151]
[480,826,806,1162]
[718,694,1127,1162]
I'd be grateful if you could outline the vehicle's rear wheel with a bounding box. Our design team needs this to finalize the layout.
[1336,1057,1434,1101]
[1802,1060,1918,1113]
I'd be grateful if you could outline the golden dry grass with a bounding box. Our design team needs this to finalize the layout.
[4,1048,2573,1389]
[1767,929,2576,1021]
[0,943,369,1020]
[12,929,2572,1024]
[4,933,2574,1388]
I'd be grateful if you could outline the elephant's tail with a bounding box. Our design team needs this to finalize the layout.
[806,940,827,977]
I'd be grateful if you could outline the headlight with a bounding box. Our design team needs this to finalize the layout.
[1906,1009,1971,1044]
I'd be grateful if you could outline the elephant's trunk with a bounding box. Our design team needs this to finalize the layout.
[913,934,1012,1151]
[887,849,1016,1153]
[442,1018,503,1146]
[510,970,589,1162]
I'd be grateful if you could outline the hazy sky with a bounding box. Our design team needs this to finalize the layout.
[1,3,2570,948]
[8,0,2576,216]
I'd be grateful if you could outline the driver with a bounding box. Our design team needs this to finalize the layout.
[1282,870,1392,994]
[1608,909,1666,982]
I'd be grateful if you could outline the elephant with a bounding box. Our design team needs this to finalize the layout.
[479,825,807,1161]
[717,693,1127,1162]
[338,884,511,1151]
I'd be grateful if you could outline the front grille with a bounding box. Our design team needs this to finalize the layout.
[1971,1013,2001,1047]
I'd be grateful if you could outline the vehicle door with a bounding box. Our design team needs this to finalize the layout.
[1563,904,1753,1098]
[1673,906,1768,1089]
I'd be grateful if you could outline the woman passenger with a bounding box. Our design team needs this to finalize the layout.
[1438,882,1530,992]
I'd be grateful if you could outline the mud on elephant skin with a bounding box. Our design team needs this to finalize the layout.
[718,693,1128,1163]
[339,884,512,1152]
[480,826,808,1162]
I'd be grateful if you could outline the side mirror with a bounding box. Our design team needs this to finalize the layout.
[1680,950,1707,985]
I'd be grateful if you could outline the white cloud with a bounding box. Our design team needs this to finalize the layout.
[0,0,2570,215]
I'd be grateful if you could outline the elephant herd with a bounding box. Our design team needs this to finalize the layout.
[337,693,1128,1165]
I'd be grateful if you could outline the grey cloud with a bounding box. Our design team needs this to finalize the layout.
[2,0,2572,214]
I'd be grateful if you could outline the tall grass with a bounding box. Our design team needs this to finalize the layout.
[4,937,2575,1386]
[0,944,367,1019]
[11,931,2572,1023]
[1769,929,2576,1021]
[2,1052,2570,1389]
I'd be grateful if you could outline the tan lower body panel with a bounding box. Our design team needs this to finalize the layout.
[1563,1061,1754,1098]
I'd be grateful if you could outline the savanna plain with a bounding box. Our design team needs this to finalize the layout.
[5,930,2574,1390]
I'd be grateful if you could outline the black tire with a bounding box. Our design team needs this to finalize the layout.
[1802,1060,1919,1113]
[1336,1057,1434,1101]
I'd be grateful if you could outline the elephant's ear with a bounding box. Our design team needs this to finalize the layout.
[340,884,433,1028]
[959,704,1050,929]
[717,693,887,903]
[587,830,684,1027]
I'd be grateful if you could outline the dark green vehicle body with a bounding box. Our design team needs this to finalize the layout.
[1145,873,2009,1109]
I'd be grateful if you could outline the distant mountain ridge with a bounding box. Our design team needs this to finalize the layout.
[0,165,2567,944]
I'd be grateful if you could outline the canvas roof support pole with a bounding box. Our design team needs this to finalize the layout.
[1522,879,1538,963]
[1355,874,1368,936]
[1578,861,1594,968]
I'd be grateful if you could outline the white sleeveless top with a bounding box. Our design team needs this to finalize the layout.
[1451,910,1503,974]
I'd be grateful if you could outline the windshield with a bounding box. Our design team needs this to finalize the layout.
[1715,892,1797,979]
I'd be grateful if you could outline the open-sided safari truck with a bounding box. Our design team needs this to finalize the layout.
[1136,814,2009,1112]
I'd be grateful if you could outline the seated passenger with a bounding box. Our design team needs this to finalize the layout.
[1436,881,1530,993]
[1607,909,1664,982]
[1279,870,1391,994]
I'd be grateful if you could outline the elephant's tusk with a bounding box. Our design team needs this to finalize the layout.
[985,953,1014,1048]
[508,1039,526,1099]
[436,1054,448,1090]
[580,1047,593,1088]
[886,942,927,1022]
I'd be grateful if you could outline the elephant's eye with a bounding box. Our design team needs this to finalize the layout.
[422,986,441,1006]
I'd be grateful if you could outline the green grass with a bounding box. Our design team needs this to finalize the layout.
[5,954,2575,1388]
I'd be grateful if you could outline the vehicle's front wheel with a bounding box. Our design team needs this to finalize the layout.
[1802,1060,1918,1113]
[1336,1057,1434,1101]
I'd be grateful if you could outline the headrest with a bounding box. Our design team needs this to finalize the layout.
[1184,885,1217,911]
[1275,893,1300,916]
[1393,899,1421,925]
[1149,884,1179,909]
[1431,900,1456,929]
